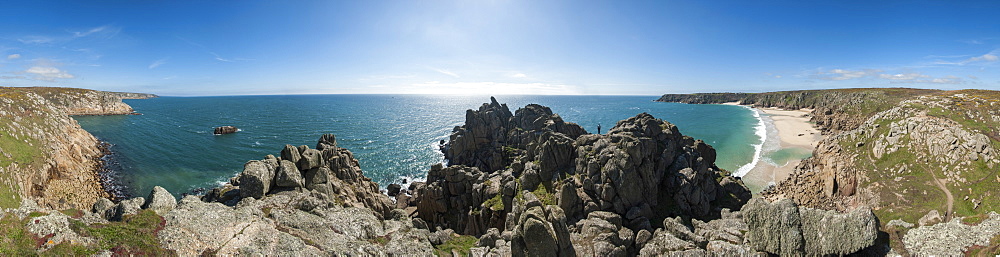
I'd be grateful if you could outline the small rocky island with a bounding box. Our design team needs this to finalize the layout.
[213,126,239,135]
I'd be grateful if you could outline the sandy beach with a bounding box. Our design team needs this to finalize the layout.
[741,106,823,193]
[760,107,822,148]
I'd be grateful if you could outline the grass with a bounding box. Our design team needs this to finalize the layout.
[0,120,44,208]
[70,209,175,256]
[0,89,56,209]
[483,194,504,211]
[0,214,39,256]
[59,209,84,219]
[531,183,556,206]
[433,235,478,257]
[0,128,42,168]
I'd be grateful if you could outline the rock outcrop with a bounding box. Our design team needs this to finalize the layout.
[208,135,393,217]
[741,198,879,256]
[444,96,586,173]
[425,99,751,233]
[23,87,143,115]
[903,211,1000,256]
[213,126,239,135]
[419,98,757,256]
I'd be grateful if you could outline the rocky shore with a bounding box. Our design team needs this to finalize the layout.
[0,87,150,211]
[3,90,998,255]
[3,96,891,256]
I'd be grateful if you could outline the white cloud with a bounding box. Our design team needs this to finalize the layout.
[149,58,168,69]
[430,67,460,78]
[210,52,232,62]
[17,36,54,45]
[964,53,999,63]
[815,69,882,80]
[510,73,527,78]
[72,25,120,38]
[928,76,963,84]
[813,68,965,85]
[774,75,782,78]
[881,73,963,84]
[73,26,107,37]
[6,54,19,60]
[878,73,930,80]
[25,66,74,81]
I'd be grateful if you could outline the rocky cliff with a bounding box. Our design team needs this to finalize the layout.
[407,98,882,256]
[658,88,940,133]
[0,95,919,256]
[660,88,1000,255]
[10,87,151,115]
[0,87,147,211]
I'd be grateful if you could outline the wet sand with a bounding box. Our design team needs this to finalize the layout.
[741,107,822,193]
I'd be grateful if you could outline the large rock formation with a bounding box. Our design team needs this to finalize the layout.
[208,134,393,217]
[24,87,145,115]
[419,98,757,256]
[444,96,586,173]
[742,198,879,256]
[0,87,148,210]
[903,211,1000,256]
[425,99,751,232]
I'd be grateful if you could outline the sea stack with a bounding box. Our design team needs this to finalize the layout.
[214,126,239,135]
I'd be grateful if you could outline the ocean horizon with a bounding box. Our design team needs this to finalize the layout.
[75,94,764,198]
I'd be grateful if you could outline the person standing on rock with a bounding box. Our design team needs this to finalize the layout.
[597,123,602,134]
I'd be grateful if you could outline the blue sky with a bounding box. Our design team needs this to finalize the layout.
[0,1,998,96]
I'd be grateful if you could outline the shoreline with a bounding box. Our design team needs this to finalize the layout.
[730,104,822,193]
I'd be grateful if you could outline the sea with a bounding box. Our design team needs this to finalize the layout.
[74,95,767,198]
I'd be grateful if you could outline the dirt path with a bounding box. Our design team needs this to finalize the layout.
[930,174,954,221]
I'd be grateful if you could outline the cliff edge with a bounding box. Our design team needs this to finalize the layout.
[0,87,148,210]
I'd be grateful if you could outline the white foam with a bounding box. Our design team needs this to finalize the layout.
[733,106,766,177]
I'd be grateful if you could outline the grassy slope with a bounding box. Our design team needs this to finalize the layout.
[0,209,174,256]
[0,89,55,209]
[857,90,1000,223]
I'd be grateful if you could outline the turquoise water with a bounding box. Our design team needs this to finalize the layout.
[74,95,761,197]
[764,147,813,167]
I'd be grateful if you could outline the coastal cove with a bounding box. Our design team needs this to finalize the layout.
[74,94,764,197]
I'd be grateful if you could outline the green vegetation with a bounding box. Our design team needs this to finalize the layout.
[70,209,175,256]
[368,235,390,246]
[0,121,43,208]
[483,194,504,211]
[532,183,556,206]
[59,209,84,219]
[433,235,478,257]
[659,88,940,119]
[0,214,39,256]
